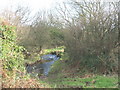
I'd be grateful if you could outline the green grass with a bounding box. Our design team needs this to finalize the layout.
[24,46,118,88]
[45,75,118,88]
[43,46,65,54]
[41,47,118,88]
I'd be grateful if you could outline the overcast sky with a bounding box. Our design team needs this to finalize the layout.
[0,0,66,12]
[1,0,118,11]
[0,0,119,15]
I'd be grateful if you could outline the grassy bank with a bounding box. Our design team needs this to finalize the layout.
[37,47,118,88]
[44,75,118,88]
[24,47,118,88]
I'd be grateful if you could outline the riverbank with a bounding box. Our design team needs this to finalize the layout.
[41,74,118,88]
[25,47,118,88]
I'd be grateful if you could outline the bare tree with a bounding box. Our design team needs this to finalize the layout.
[55,0,118,73]
[0,5,32,45]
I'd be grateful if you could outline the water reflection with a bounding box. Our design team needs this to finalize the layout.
[26,52,61,76]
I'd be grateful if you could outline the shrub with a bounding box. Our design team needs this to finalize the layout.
[1,20,25,72]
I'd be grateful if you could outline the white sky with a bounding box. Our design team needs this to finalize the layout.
[0,0,119,16]
[0,0,65,12]
[0,0,119,11]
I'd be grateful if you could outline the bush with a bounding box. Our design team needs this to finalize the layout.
[63,1,118,74]
[1,21,25,72]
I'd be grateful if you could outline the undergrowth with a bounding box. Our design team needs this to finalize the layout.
[0,20,51,88]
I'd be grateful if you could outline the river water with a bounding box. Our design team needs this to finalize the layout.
[26,54,60,76]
